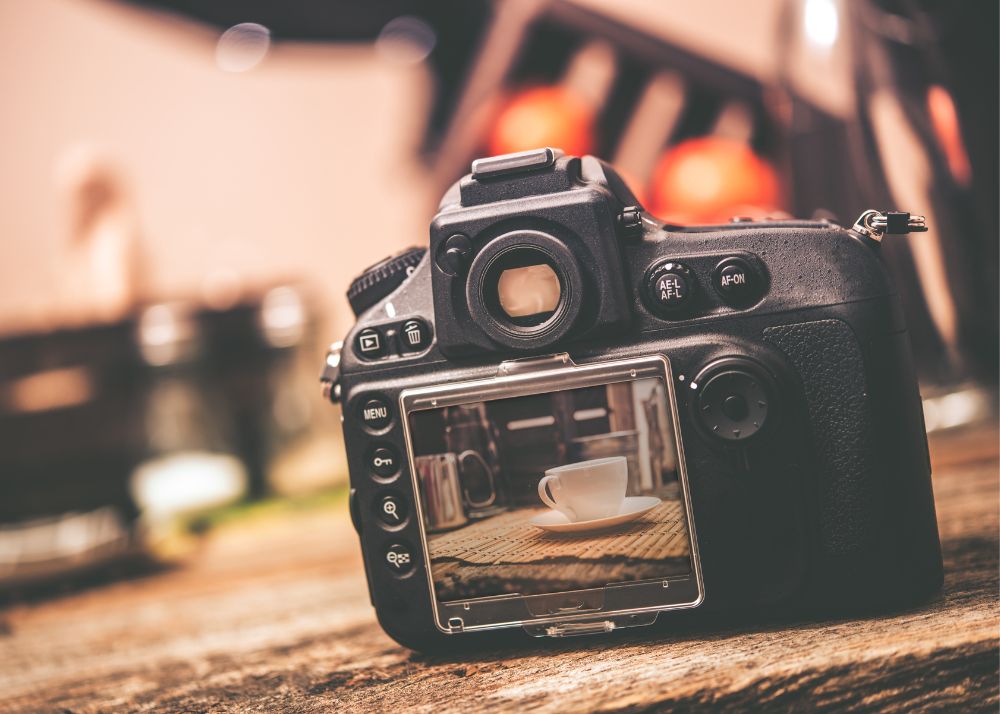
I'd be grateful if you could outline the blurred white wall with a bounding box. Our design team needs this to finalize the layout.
[0,0,435,342]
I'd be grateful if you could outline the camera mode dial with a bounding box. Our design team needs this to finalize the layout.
[347,247,426,317]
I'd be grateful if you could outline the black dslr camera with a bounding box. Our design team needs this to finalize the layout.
[321,148,942,651]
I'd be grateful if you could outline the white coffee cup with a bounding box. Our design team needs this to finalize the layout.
[537,456,628,522]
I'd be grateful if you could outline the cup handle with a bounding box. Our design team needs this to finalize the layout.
[538,474,575,521]
[458,450,497,509]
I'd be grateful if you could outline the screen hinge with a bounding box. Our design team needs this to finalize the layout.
[522,611,660,638]
[542,620,616,637]
[497,352,575,376]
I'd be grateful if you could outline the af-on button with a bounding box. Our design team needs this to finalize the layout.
[713,257,763,306]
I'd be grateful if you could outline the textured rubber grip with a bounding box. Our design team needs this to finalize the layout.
[764,319,876,555]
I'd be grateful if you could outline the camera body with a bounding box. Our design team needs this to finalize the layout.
[325,149,942,651]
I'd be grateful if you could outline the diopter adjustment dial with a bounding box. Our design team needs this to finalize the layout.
[347,247,426,317]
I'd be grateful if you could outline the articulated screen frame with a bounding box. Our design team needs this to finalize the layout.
[399,354,704,634]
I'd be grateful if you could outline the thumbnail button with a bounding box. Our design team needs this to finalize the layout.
[355,328,386,359]
[399,319,430,352]
[384,541,415,575]
[368,445,400,478]
[359,396,392,431]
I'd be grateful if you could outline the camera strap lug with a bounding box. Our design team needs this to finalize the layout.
[497,352,575,376]
[852,209,927,242]
[617,206,643,238]
[319,340,343,403]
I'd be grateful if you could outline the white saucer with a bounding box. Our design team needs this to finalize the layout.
[529,496,662,533]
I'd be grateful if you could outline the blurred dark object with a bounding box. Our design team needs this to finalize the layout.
[0,284,317,589]
[196,285,316,499]
[427,2,782,193]
[0,323,146,522]
[0,321,147,587]
[844,0,998,386]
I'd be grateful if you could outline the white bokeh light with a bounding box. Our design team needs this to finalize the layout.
[804,0,840,49]
[216,22,271,72]
[375,16,437,65]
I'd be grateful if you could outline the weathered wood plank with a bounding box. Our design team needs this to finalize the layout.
[0,427,997,713]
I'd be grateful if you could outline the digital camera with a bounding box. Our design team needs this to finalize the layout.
[320,148,942,651]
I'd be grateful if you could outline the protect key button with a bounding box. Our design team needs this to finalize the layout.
[368,444,400,478]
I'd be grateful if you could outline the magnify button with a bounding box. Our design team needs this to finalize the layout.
[377,494,408,526]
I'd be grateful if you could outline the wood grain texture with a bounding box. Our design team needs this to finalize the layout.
[1,425,997,713]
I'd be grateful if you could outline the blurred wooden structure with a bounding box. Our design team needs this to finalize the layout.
[1,425,997,712]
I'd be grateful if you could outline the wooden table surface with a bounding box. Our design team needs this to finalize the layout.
[1,425,997,713]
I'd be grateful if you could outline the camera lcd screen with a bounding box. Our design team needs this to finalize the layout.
[404,362,701,630]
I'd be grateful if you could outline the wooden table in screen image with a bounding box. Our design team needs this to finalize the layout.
[426,489,691,601]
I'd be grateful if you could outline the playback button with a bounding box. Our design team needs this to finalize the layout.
[355,328,387,359]
[368,444,400,479]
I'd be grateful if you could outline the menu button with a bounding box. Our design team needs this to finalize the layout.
[360,396,393,431]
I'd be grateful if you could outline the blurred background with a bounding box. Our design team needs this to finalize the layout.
[0,0,996,593]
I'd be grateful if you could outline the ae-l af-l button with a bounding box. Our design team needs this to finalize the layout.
[644,260,695,317]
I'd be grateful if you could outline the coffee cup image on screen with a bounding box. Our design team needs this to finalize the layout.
[407,377,694,603]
